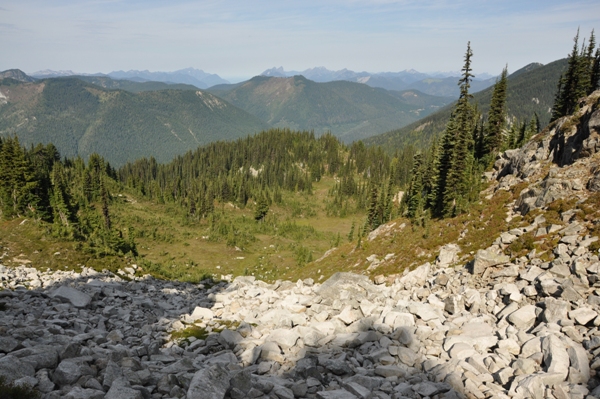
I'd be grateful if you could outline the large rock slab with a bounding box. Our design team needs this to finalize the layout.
[469,249,510,275]
[11,345,59,370]
[437,244,460,267]
[105,377,143,399]
[567,341,591,384]
[266,328,301,350]
[569,307,598,325]
[187,364,230,399]
[541,335,569,378]
[317,390,358,399]
[53,359,85,386]
[398,263,430,288]
[315,273,376,301]
[0,355,35,383]
[0,336,19,353]
[507,305,537,330]
[64,386,106,399]
[541,298,569,323]
[189,306,214,321]
[51,286,92,308]
[407,302,445,322]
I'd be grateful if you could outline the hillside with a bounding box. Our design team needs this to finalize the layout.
[0,76,269,165]
[107,67,229,89]
[208,75,453,142]
[403,75,497,97]
[0,91,599,399]
[365,60,562,151]
[0,68,36,83]
[73,75,199,93]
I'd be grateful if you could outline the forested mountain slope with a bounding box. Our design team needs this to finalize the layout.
[0,77,269,165]
[365,59,565,151]
[208,75,453,142]
[73,75,199,93]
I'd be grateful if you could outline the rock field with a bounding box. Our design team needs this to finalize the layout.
[1,93,600,399]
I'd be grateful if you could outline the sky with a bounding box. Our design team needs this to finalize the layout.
[1,0,599,83]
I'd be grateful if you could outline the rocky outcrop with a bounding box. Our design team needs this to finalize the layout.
[494,90,600,214]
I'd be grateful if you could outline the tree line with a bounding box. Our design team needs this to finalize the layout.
[117,129,417,235]
[0,137,136,256]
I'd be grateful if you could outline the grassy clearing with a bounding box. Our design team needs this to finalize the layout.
[7,174,590,285]
[0,176,362,283]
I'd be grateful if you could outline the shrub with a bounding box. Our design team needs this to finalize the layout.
[0,377,41,399]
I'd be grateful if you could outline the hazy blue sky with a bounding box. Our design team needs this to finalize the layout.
[2,0,599,82]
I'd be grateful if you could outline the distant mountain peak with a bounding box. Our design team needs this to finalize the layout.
[260,67,287,77]
[0,69,36,82]
[31,69,76,77]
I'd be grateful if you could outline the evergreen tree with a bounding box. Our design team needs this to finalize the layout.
[551,29,599,120]
[400,42,482,218]
[484,66,508,156]
[347,220,355,242]
[405,153,424,219]
[254,192,269,222]
[365,185,379,232]
[100,178,111,231]
[382,176,395,223]
[439,42,478,217]
[0,137,39,218]
[50,162,77,236]
[591,47,600,93]
[504,119,520,150]
[432,122,454,215]
[582,30,596,95]
[423,139,439,211]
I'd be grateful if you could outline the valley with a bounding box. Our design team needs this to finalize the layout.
[1,28,600,399]
[1,89,600,399]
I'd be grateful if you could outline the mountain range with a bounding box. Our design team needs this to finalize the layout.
[30,66,497,97]
[260,66,498,97]
[0,76,268,165]
[0,57,566,166]
[31,68,229,90]
[207,75,453,143]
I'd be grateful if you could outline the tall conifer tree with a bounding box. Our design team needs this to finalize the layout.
[441,42,478,216]
[484,66,508,156]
